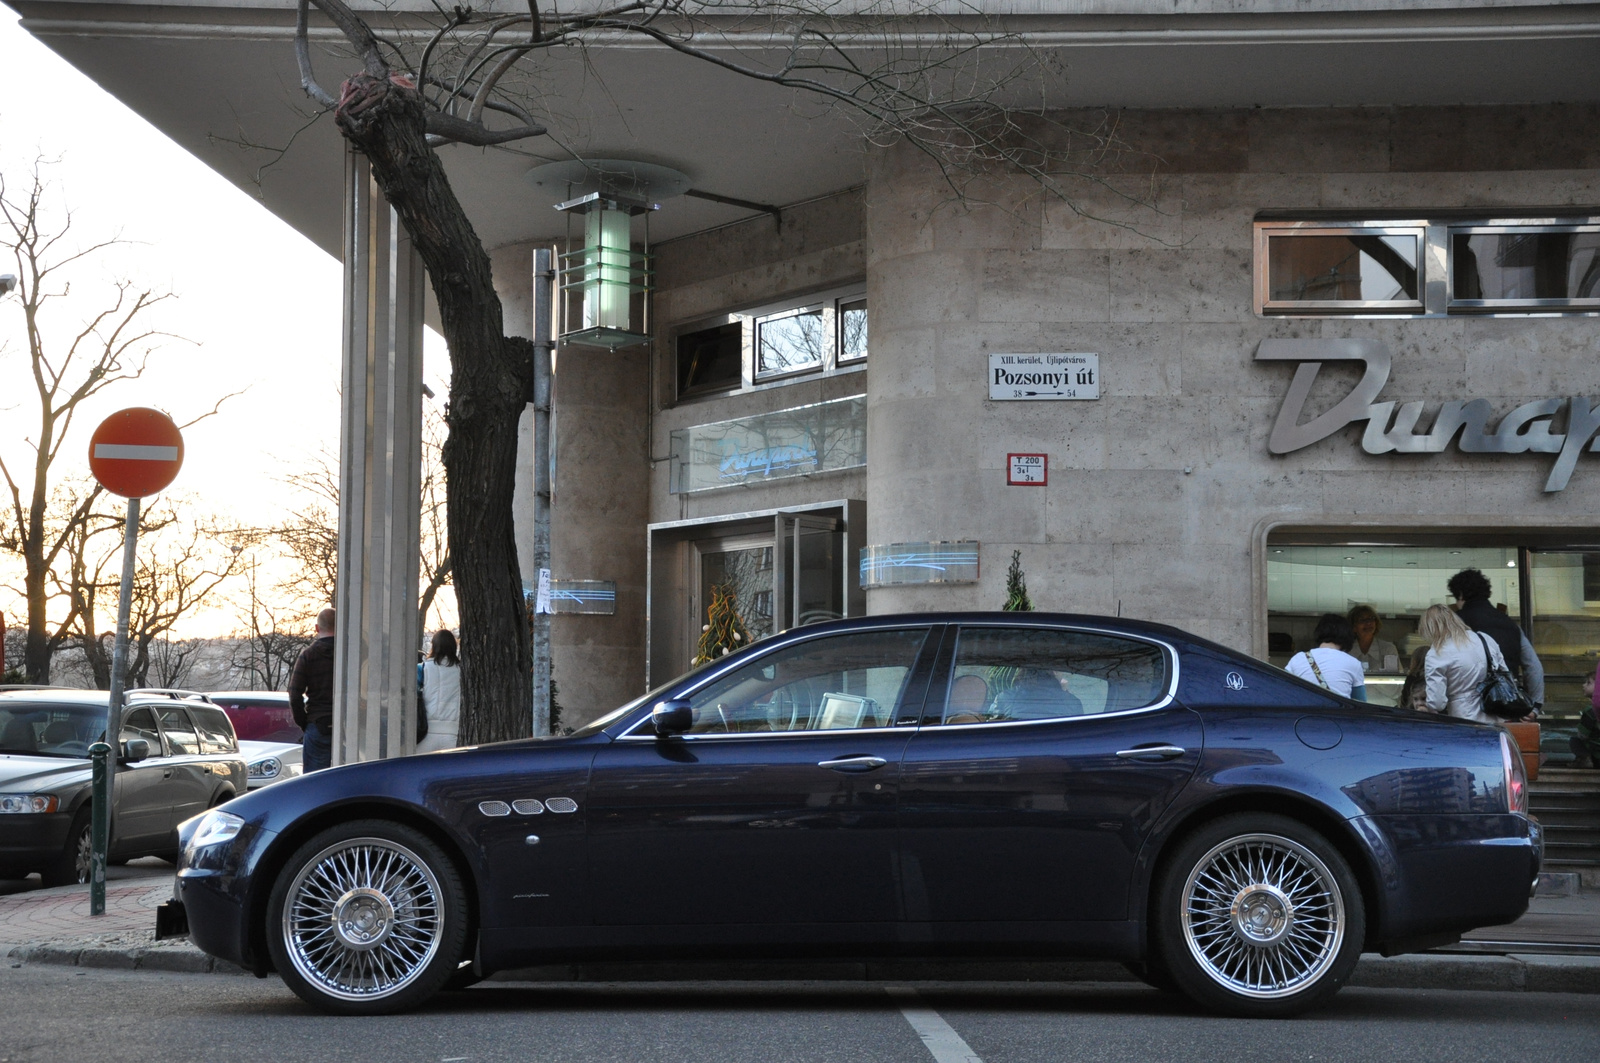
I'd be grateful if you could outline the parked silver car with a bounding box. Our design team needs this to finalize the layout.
[239,740,303,789]
[0,689,246,885]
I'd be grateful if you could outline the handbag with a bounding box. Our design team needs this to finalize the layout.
[416,662,430,742]
[1475,633,1535,721]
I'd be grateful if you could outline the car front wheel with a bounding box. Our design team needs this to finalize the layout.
[1154,813,1365,1018]
[265,820,468,1014]
[40,808,92,888]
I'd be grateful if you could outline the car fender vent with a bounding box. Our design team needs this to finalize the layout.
[477,801,512,817]
[545,797,578,814]
[512,799,545,815]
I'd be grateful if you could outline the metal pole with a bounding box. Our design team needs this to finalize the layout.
[93,495,139,915]
[531,248,554,737]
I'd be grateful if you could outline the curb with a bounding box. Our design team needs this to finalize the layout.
[6,943,246,975]
[11,942,1596,995]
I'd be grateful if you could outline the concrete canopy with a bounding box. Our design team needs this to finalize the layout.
[11,0,1600,255]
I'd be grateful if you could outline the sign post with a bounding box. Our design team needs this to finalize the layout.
[86,408,184,915]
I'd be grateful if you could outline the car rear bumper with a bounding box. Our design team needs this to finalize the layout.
[1360,812,1541,948]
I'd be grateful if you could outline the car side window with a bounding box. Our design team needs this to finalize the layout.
[155,706,200,755]
[683,628,930,734]
[121,707,164,754]
[937,627,1168,724]
[188,706,238,754]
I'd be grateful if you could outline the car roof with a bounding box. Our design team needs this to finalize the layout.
[206,691,289,700]
[0,689,219,708]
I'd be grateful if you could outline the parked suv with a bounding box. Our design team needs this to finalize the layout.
[0,689,246,885]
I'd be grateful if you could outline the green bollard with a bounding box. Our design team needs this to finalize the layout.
[88,741,110,916]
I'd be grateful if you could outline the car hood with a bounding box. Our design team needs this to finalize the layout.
[0,754,91,792]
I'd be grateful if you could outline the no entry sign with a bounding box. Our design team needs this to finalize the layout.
[88,408,184,498]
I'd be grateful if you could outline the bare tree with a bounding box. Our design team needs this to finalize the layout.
[287,0,1125,742]
[147,636,206,689]
[0,161,176,682]
[417,402,452,636]
[229,556,313,691]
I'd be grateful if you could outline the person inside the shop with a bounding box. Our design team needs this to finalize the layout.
[1572,666,1600,768]
[1398,646,1430,712]
[1285,613,1368,701]
[1347,604,1400,674]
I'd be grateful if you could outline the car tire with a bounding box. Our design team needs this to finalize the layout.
[1153,813,1365,1018]
[1122,957,1179,994]
[266,819,468,1015]
[41,807,93,888]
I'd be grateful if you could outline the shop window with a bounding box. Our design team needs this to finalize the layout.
[1256,224,1424,314]
[671,285,866,401]
[676,321,742,397]
[1450,226,1600,310]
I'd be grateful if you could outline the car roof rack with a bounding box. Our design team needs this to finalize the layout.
[126,688,216,704]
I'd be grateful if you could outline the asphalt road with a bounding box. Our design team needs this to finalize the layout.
[0,967,1594,1063]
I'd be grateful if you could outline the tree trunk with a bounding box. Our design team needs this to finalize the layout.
[334,75,532,744]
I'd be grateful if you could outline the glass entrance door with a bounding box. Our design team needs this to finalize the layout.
[775,513,843,631]
[696,537,776,664]
[1529,550,1600,733]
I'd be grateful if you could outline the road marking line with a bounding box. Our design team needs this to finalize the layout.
[94,444,178,461]
[887,987,984,1063]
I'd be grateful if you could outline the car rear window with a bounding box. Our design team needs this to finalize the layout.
[187,705,239,754]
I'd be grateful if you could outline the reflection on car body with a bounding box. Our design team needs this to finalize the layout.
[170,613,1538,1019]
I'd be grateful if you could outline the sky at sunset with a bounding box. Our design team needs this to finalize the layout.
[0,13,451,641]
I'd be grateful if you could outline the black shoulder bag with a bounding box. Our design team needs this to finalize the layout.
[1476,633,1534,721]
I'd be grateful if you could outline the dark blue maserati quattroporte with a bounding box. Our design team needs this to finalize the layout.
[169,614,1539,1017]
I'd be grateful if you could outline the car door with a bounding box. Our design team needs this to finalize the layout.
[586,625,938,931]
[153,706,212,829]
[112,707,174,855]
[898,623,1202,928]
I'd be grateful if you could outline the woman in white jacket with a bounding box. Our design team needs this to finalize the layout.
[416,629,462,753]
[1419,603,1508,724]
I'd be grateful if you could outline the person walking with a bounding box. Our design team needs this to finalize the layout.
[288,608,337,772]
[1286,613,1368,701]
[1419,602,1508,723]
[1347,604,1400,674]
[415,629,462,753]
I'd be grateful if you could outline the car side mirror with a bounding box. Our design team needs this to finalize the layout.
[122,738,150,764]
[651,699,693,737]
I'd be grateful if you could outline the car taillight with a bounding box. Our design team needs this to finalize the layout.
[1500,730,1528,814]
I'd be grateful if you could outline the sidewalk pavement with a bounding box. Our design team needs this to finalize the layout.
[4,872,1598,994]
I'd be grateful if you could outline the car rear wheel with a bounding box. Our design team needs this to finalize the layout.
[41,808,92,888]
[1154,813,1364,1018]
[266,820,467,1015]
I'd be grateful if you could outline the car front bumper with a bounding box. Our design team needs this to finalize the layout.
[0,811,73,874]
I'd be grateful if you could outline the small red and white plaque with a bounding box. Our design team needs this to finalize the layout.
[1007,453,1047,486]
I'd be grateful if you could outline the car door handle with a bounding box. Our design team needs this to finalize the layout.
[1115,745,1187,761]
[817,756,888,773]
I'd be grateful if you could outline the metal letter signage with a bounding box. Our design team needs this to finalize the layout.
[989,353,1099,400]
[1256,339,1599,492]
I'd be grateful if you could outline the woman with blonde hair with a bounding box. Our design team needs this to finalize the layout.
[1419,603,1508,723]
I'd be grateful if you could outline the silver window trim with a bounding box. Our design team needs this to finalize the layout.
[1255,222,1427,315]
[616,622,1182,740]
[1447,223,1600,311]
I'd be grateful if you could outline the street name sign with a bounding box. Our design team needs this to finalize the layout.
[988,353,1099,401]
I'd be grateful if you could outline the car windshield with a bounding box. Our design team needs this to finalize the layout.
[0,703,106,758]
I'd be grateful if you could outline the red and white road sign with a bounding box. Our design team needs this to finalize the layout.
[88,408,184,498]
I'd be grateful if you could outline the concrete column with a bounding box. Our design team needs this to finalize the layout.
[333,149,425,765]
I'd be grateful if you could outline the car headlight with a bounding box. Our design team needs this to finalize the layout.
[187,809,244,851]
[248,757,282,780]
[0,794,59,814]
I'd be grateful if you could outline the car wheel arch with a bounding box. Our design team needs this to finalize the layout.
[245,800,481,975]
[1136,791,1384,953]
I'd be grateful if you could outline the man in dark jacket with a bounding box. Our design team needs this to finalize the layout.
[1447,568,1524,683]
[288,608,337,772]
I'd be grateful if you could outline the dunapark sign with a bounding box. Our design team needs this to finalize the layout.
[1256,339,1599,493]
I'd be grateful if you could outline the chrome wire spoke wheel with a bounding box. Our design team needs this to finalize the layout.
[1180,832,1345,999]
[281,837,445,1002]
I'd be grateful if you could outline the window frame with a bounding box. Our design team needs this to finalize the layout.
[1447,223,1600,313]
[669,283,868,403]
[1255,221,1428,316]
[925,622,1179,729]
[1255,213,1600,318]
